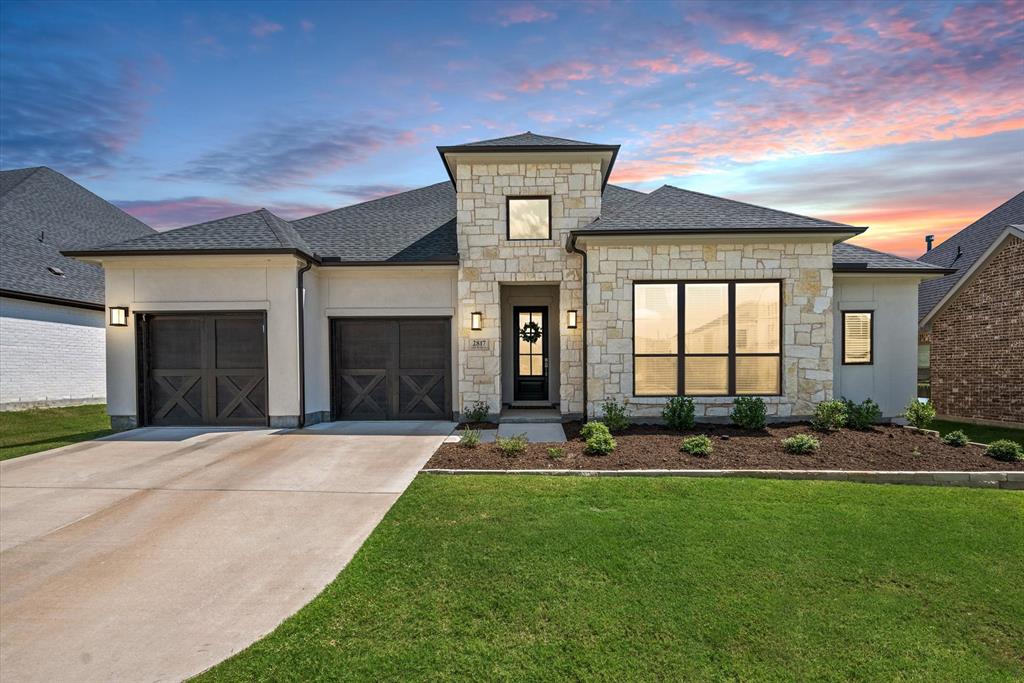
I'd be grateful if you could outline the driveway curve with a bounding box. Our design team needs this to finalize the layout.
[0,420,454,683]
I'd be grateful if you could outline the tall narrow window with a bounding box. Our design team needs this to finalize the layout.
[632,281,782,397]
[507,196,551,240]
[843,311,873,364]
[634,284,678,395]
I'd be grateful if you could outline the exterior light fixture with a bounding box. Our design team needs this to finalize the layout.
[567,310,578,329]
[109,306,129,327]
[470,311,483,331]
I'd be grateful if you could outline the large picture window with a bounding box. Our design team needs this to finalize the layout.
[633,281,781,397]
[507,196,551,240]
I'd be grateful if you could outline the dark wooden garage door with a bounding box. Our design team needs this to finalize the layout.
[331,318,451,420]
[137,312,268,426]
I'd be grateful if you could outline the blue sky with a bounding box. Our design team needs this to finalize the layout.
[1,0,1021,255]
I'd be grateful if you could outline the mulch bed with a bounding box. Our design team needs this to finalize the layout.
[428,422,1024,472]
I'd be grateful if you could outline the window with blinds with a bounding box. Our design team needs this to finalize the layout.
[633,281,782,396]
[842,312,873,364]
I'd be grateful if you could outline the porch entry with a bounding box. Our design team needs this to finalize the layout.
[512,306,549,401]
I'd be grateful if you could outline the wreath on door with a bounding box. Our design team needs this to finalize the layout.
[519,320,542,344]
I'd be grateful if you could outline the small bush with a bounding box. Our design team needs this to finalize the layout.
[680,434,713,456]
[662,396,696,431]
[843,397,882,430]
[582,421,616,455]
[783,433,820,454]
[731,396,767,430]
[812,400,848,431]
[941,430,969,447]
[459,429,480,448]
[495,433,528,457]
[986,439,1023,462]
[463,400,490,424]
[546,446,565,460]
[903,399,936,429]
[600,398,630,433]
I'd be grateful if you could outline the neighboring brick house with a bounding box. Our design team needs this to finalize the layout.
[0,167,154,409]
[918,191,1024,426]
[65,132,948,428]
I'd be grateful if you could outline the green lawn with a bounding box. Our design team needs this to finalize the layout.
[0,404,114,461]
[197,475,1023,682]
[931,419,1024,447]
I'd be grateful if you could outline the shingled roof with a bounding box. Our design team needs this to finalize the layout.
[833,243,952,273]
[571,185,863,243]
[1,166,154,307]
[451,131,614,148]
[66,208,314,259]
[918,190,1024,319]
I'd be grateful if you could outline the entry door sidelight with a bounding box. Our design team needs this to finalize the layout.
[513,307,549,401]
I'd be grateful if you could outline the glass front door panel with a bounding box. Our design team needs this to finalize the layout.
[518,311,544,376]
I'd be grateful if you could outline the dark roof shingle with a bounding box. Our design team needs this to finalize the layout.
[833,243,951,272]
[1,166,154,306]
[450,131,612,148]
[918,190,1024,319]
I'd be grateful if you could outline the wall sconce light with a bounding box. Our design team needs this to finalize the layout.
[109,306,129,327]
[470,311,483,331]
[567,310,578,329]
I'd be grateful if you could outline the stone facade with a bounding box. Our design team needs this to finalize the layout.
[585,240,835,419]
[455,159,602,416]
[929,235,1023,425]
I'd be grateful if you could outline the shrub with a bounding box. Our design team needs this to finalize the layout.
[843,397,882,430]
[459,429,480,448]
[731,396,767,430]
[783,433,820,454]
[582,422,616,455]
[941,430,969,447]
[662,396,696,431]
[463,400,489,424]
[546,446,565,460]
[903,399,936,429]
[495,433,528,457]
[680,434,712,456]
[812,400,848,431]
[986,439,1023,462]
[600,398,630,433]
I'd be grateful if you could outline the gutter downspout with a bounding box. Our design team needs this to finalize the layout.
[567,233,589,419]
[297,258,313,428]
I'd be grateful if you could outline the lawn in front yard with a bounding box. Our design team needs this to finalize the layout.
[197,475,1023,682]
[932,419,1024,447]
[0,404,114,460]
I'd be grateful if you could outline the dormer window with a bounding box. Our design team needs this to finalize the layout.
[507,196,551,240]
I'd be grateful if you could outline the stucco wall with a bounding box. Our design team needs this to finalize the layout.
[455,159,599,416]
[0,296,106,409]
[101,255,302,425]
[585,239,835,419]
[833,275,920,418]
[312,266,458,416]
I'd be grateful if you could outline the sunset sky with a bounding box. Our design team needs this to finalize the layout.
[2,0,1021,256]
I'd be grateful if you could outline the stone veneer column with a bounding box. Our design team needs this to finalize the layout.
[455,160,601,417]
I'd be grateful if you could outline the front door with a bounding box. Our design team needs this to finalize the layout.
[513,306,548,401]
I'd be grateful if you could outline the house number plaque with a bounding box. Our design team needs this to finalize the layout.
[471,339,489,349]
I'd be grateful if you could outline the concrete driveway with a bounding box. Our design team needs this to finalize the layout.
[0,420,455,683]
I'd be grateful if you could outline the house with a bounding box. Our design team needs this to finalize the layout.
[64,132,950,429]
[0,167,154,409]
[918,191,1024,427]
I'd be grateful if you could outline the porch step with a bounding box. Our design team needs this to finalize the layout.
[499,408,563,424]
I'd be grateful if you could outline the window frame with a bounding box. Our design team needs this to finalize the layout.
[506,195,552,241]
[841,310,874,365]
[632,280,783,398]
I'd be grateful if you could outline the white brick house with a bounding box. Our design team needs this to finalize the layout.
[66,132,951,428]
[0,166,154,409]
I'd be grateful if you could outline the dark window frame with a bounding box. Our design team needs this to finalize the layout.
[506,195,552,241]
[632,280,783,398]
[841,310,874,365]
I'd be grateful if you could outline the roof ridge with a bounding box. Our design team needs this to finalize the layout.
[0,166,43,198]
[257,208,292,249]
[293,180,451,223]
[660,184,855,228]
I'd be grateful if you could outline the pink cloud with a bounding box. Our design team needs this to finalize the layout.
[516,60,598,92]
[633,57,684,75]
[299,19,315,32]
[251,19,283,38]
[496,3,556,27]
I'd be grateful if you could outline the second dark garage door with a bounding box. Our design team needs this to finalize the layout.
[331,318,451,420]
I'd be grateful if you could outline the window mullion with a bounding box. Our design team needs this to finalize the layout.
[677,283,684,397]
[727,282,736,396]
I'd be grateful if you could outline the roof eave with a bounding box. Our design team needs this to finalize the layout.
[318,257,459,267]
[63,247,319,262]
[833,265,956,274]
[0,288,104,311]
[437,144,621,190]
[568,226,866,252]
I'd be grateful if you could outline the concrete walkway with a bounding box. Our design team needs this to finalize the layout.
[0,420,455,683]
